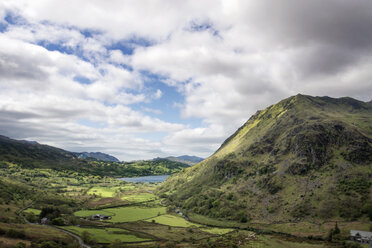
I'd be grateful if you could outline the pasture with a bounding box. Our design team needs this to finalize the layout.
[60,226,151,243]
[121,192,156,203]
[24,208,41,215]
[146,214,202,228]
[87,186,121,198]
[74,206,166,222]
[200,227,235,235]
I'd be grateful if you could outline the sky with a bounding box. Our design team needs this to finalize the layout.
[0,0,372,161]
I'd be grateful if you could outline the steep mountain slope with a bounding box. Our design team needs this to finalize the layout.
[163,155,204,166]
[0,135,79,169]
[158,94,372,223]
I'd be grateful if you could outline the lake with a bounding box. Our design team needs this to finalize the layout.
[119,175,169,183]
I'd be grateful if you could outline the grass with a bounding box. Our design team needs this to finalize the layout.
[0,237,31,247]
[121,193,156,203]
[250,221,372,238]
[60,226,150,243]
[0,223,74,242]
[24,208,41,215]
[200,227,235,235]
[145,214,202,227]
[146,214,234,235]
[87,186,120,198]
[74,206,166,222]
[188,212,243,228]
[248,235,328,248]
[118,221,213,242]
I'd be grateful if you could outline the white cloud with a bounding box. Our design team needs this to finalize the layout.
[1,1,372,159]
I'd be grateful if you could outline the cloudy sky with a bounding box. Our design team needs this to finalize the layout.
[0,0,372,161]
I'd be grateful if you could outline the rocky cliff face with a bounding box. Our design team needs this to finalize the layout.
[158,95,372,223]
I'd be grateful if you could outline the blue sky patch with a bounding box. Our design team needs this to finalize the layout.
[0,22,7,32]
[73,75,93,85]
[4,12,26,25]
[107,37,153,55]
[129,71,203,128]
[189,20,219,36]
[37,40,75,55]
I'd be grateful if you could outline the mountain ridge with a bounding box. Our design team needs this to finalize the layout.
[158,155,204,166]
[158,94,372,223]
[0,135,189,176]
[74,151,120,162]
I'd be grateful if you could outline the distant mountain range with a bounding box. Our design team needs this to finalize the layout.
[0,135,121,163]
[0,135,191,176]
[159,94,372,223]
[74,152,120,162]
[1,135,203,165]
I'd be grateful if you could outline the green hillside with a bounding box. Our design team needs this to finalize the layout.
[158,94,372,223]
[0,135,188,177]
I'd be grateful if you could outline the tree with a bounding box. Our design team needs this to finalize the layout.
[334,222,340,234]
[109,239,124,248]
[15,242,27,248]
[327,229,333,242]
[82,231,96,245]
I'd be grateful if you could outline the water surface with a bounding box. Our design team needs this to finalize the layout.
[119,175,169,183]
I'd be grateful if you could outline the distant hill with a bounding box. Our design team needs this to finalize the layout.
[159,94,372,223]
[0,135,77,169]
[162,155,204,166]
[0,135,189,176]
[75,152,120,162]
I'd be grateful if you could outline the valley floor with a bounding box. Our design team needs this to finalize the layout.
[0,163,369,248]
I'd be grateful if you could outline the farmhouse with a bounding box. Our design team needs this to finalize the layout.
[350,230,372,246]
[91,214,111,220]
[40,217,49,224]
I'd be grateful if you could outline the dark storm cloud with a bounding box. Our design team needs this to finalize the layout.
[245,0,372,79]
[250,0,372,49]
[0,51,48,81]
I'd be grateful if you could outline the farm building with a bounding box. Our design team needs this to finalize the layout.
[91,214,111,220]
[40,217,49,224]
[350,230,372,246]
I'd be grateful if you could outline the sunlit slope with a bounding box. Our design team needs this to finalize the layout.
[159,94,372,222]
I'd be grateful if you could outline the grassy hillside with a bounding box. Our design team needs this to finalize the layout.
[158,94,372,223]
[0,136,189,177]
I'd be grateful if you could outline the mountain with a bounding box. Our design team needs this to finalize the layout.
[163,155,204,166]
[0,135,78,169]
[158,94,372,223]
[75,152,120,162]
[0,135,190,176]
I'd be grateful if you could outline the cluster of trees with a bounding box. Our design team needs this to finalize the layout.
[85,159,190,177]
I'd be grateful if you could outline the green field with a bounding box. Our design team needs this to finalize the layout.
[249,235,329,248]
[24,208,41,215]
[200,227,235,235]
[145,214,202,227]
[60,226,150,243]
[121,193,156,203]
[145,214,234,234]
[74,206,166,222]
[87,186,121,198]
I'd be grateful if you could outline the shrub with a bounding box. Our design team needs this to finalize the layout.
[15,242,27,248]
[51,217,65,226]
[6,229,26,239]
